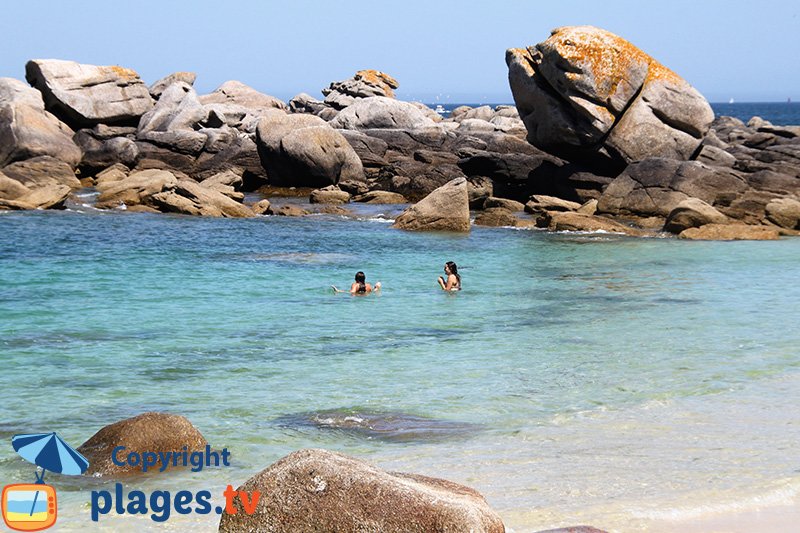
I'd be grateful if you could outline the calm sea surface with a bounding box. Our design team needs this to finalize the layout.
[435,101,800,126]
[1,103,799,531]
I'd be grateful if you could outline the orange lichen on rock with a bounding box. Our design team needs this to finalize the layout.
[544,26,682,94]
[103,65,141,81]
[354,69,399,97]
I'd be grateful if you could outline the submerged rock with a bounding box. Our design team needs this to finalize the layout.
[507,26,713,171]
[77,412,207,476]
[393,177,470,232]
[217,449,505,533]
[276,409,480,443]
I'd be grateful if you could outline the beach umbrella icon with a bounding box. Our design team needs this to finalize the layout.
[11,432,89,482]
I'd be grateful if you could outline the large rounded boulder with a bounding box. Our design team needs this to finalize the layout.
[393,177,470,232]
[255,109,364,187]
[26,59,154,128]
[218,448,504,533]
[77,412,207,476]
[506,26,714,171]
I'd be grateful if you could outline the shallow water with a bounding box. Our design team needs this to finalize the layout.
[1,209,799,531]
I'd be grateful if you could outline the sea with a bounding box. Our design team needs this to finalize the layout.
[433,101,800,126]
[0,103,799,532]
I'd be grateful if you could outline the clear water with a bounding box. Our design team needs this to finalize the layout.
[1,207,799,531]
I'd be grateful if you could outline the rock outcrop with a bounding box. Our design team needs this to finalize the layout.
[353,190,408,204]
[95,169,253,217]
[77,412,207,476]
[474,207,534,228]
[255,109,364,187]
[331,97,437,130]
[96,169,178,208]
[663,198,729,234]
[0,172,71,210]
[537,211,645,236]
[309,185,351,204]
[1,156,80,189]
[149,71,197,100]
[322,69,399,110]
[393,177,470,232]
[0,78,82,168]
[198,80,287,112]
[150,179,254,217]
[679,223,780,241]
[507,26,713,171]
[217,449,504,533]
[25,59,154,127]
[596,158,748,220]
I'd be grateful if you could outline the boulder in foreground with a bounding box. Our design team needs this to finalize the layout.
[217,448,504,533]
[77,412,207,476]
[393,177,470,232]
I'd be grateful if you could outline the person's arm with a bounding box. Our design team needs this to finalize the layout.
[349,282,359,295]
[438,276,446,290]
[444,274,458,291]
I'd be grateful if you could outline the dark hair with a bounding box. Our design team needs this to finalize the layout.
[445,261,460,283]
[355,271,367,293]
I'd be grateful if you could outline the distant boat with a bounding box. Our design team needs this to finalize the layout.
[728,98,735,104]
[434,104,446,114]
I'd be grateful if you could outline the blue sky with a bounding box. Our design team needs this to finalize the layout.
[1,1,797,103]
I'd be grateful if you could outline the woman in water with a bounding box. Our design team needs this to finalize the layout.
[438,261,461,291]
[332,271,381,295]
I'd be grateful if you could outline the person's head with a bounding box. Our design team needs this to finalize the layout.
[355,271,366,284]
[444,261,459,280]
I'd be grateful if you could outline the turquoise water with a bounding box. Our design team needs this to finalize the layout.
[1,207,799,531]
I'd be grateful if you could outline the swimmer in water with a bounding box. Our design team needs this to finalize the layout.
[332,271,381,294]
[437,261,461,291]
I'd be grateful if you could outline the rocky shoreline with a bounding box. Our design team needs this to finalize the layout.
[1,26,798,240]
